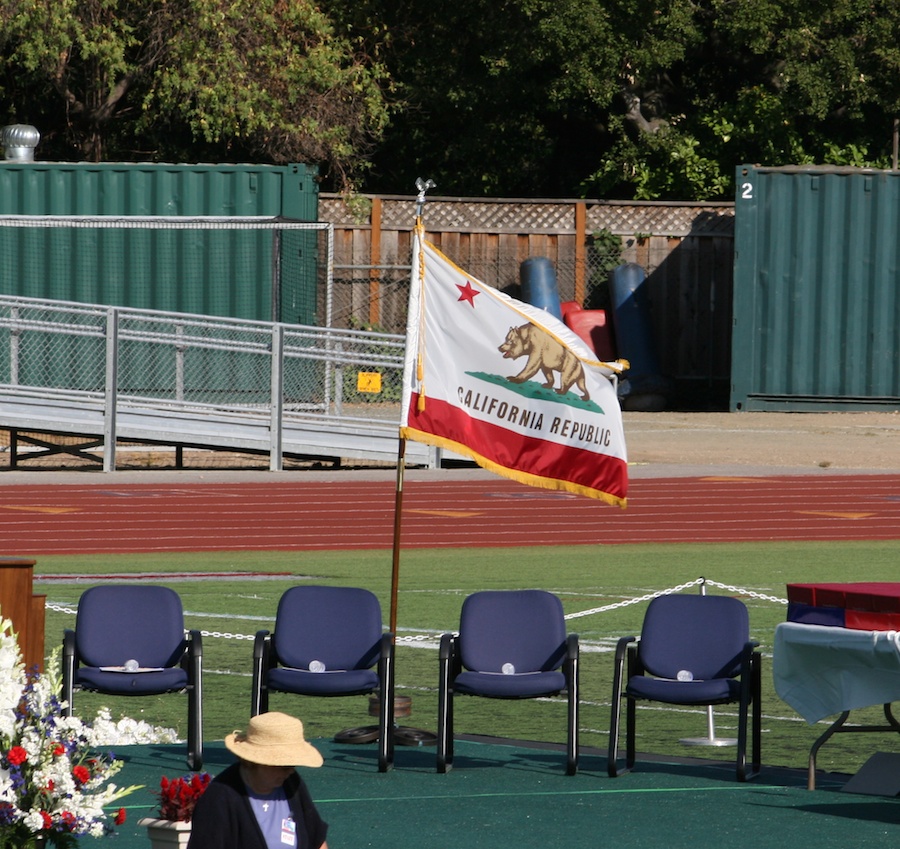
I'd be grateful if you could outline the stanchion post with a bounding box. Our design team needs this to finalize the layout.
[679,577,737,748]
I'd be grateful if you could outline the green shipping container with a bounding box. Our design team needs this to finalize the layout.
[731,164,900,411]
[0,161,319,324]
[0,162,319,402]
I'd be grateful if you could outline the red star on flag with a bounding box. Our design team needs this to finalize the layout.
[456,281,480,307]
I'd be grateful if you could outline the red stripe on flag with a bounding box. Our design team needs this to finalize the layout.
[404,394,627,501]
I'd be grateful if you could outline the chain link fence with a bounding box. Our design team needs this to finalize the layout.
[0,214,626,468]
[328,240,626,335]
[0,296,411,468]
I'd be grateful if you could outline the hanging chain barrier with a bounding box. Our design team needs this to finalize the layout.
[701,578,789,606]
[44,601,257,642]
[45,577,788,646]
[565,576,788,622]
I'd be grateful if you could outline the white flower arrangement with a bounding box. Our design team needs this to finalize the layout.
[89,708,180,748]
[0,612,141,848]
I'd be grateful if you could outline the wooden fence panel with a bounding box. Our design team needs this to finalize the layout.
[320,195,735,408]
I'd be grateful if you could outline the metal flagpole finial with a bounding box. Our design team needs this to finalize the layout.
[415,177,436,219]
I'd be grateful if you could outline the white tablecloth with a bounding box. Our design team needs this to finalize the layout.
[773,622,900,724]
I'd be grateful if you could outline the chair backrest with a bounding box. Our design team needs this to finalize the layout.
[638,594,749,681]
[273,586,383,671]
[75,585,186,668]
[458,590,567,674]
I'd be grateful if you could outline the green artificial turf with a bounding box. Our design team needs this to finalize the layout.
[33,540,900,779]
[88,741,900,849]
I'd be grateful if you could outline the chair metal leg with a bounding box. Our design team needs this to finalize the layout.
[566,634,579,776]
[251,631,270,717]
[607,636,634,777]
[624,695,637,772]
[607,699,623,777]
[378,635,395,773]
[736,700,749,781]
[377,686,393,773]
[736,646,761,782]
[437,691,453,773]
[187,688,203,772]
[436,633,455,773]
[181,630,203,771]
[187,630,203,771]
[566,697,578,775]
[61,630,76,718]
[740,649,762,781]
[752,652,762,775]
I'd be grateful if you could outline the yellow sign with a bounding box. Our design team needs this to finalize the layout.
[357,372,382,393]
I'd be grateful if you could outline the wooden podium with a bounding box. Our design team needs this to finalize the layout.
[0,557,45,671]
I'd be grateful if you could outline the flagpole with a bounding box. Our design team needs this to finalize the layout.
[381,180,441,748]
[389,436,406,638]
[389,177,435,640]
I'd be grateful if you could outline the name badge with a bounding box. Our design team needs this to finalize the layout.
[281,817,296,846]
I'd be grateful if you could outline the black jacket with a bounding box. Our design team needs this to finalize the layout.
[187,762,328,849]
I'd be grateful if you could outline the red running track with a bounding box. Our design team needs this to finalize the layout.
[2,474,900,555]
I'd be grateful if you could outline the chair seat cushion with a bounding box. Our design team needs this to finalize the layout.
[626,675,741,705]
[76,667,188,695]
[268,667,379,696]
[455,669,566,699]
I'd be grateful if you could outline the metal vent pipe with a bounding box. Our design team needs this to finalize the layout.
[1,124,40,161]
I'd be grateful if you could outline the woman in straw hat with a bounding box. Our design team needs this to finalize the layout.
[187,712,329,849]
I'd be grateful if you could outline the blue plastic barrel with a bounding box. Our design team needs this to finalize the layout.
[609,263,659,375]
[609,263,671,409]
[519,257,563,320]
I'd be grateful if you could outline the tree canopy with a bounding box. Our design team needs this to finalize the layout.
[1,0,899,198]
[364,0,900,198]
[0,0,391,189]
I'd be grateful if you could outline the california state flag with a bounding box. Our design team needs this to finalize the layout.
[401,225,628,507]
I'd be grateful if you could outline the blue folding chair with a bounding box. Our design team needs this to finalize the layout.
[62,585,203,769]
[252,586,395,772]
[608,593,761,781]
[437,589,579,775]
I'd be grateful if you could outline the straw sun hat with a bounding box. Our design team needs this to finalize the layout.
[225,712,324,768]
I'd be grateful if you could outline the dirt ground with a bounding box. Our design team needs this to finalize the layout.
[2,410,900,479]
[623,410,900,474]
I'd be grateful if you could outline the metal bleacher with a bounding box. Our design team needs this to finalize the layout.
[0,294,438,471]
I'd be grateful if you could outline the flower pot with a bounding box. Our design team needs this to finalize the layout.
[138,817,192,849]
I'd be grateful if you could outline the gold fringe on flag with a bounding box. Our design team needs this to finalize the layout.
[399,425,627,509]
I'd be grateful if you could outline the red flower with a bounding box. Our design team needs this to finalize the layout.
[40,811,52,829]
[114,808,127,825]
[6,746,27,766]
[53,744,66,757]
[72,765,90,785]
[156,773,211,821]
